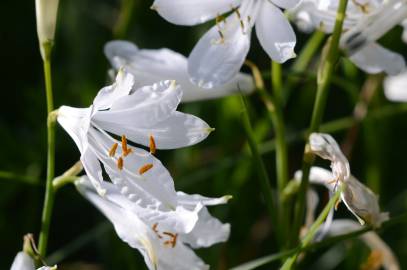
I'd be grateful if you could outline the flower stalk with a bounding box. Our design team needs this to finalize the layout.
[291,0,349,246]
[38,42,56,258]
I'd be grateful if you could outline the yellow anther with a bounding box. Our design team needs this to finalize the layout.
[123,148,133,157]
[139,163,153,175]
[121,135,128,153]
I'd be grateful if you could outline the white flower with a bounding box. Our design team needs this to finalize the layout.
[57,70,211,214]
[384,70,407,102]
[289,0,406,75]
[324,219,399,270]
[10,252,56,270]
[35,0,59,59]
[104,40,255,102]
[152,0,298,88]
[76,176,230,270]
[295,166,389,228]
[309,133,350,183]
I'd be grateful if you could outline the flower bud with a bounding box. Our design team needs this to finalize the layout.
[35,0,59,59]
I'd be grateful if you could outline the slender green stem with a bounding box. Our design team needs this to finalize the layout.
[240,95,279,233]
[292,0,349,246]
[0,171,40,185]
[38,42,57,258]
[281,186,343,270]
[271,61,283,105]
[113,0,136,38]
[53,161,83,191]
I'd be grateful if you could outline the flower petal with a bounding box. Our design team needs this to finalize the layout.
[188,12,252,88]
[105,40,255,102]
[92,80,182,129]
[10,252,35,270]
[151,0,241,26]
[255,1,296,63]
[349,43,406,75]
[271,0,301,9]
[96,111,212,149]
[176,191,232,207]
[180,207,230,248]
[384,71,407,102]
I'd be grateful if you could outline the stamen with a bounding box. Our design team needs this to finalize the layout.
[214,15,226,45]
[152,223,162,239]
[121,135,128,153]
[139,163,153,175]
[117,157,124,170]
[163,232,178,248]
[123,148,133,157]
[149,135,156,154]
[108,143,118,157]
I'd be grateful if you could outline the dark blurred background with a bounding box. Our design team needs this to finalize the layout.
[1,0,407,269]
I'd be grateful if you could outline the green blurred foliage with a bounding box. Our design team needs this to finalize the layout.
[1,0,407,269]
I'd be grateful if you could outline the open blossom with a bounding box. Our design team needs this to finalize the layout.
[152,0,298,88]
[76,176,230,270]
[324,219,399,270]
[289,0,407,75]
[10,252,56,270]
[104,40,255,102]
[57,70,211,214]
[384,70,407,102]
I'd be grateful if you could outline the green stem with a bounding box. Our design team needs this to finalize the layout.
[281,186,343,270]
[113,0,136,38]
[240,96,279,234]
[272,61,283,105]
[53,161,83,191]
[38,42,57,258]
[0,171,40,185]
[291,0,349,246]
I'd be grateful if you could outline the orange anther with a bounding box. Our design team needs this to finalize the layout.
[121,135,128,153]
[123,148,133,157]
[117,157,124,170]
[139,163,153,175]
[163,232,178,248]
[108,143,118,157]
[149,135,156,154]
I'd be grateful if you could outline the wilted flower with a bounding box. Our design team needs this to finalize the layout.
[104,40,255,102]
[57,70,211,204]
[152,0,298,88]
[384,70,407,102]
[10,251,56,270]
[289,0,406,75]
[324,219,399,270]
[309,133,350,183]
[295,166,389,228]
[35,0,59,59]
[76,176,230,270]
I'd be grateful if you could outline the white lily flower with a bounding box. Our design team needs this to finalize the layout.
[76,176,230,270]
[104,40,255,102]
[384,70,407,102]
[57,71,211,210]
[152,0,298,88]
[289,0,406,75]
[309,133,350,183]
[324,219,400,270]
[10,251,56,270]
[295,166,389,228]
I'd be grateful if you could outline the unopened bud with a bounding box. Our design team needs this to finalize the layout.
[35,0,59,59]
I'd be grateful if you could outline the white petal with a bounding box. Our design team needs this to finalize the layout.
[255,1,296,63]
[10,252,35,270]
[176,191,232,208]
[271,0,301,9]
[57,106,91,153]
[75,178,159,270]
[188,12,252,88]
[81,147,106,196]
[104,40,255,102]
[87,128,178,208]
[349,43,406,75]
[384,70,407,102]
[326,219,400,270]
[92,80,182,129]
[180,207,230,248]
[152,0,241,26]
[104,40,139,70]
[97,111,212,149]
[309,133,350,182]
[93,70,135,111]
